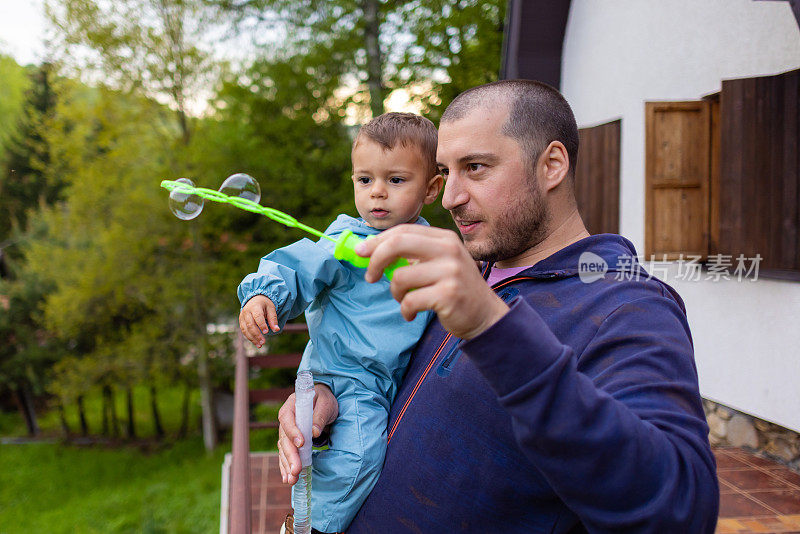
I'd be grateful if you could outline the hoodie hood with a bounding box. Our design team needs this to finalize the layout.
[489,233,686,314]
[498,233,646,279]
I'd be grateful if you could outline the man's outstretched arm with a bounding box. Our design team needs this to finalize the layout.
[461,295,718,532]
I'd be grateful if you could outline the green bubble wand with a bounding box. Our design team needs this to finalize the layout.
[161,177,409,279]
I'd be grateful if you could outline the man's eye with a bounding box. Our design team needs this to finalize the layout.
[468,163,482,172]
[389,176,404,184]
[358,176,371,184]
[439,168,449,176]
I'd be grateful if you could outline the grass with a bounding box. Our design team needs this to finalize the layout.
[0,385,285,533]
[0,409,24,436]
[0,438,228,533]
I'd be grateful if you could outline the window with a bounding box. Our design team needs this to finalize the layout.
[645,68,800,277]
[575,119,621,235]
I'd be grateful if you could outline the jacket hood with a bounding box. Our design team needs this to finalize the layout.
[325,213,430,239]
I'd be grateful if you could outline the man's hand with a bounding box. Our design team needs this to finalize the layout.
[239,295,279,348]
[357,225,510,340]
[277,383,338,485]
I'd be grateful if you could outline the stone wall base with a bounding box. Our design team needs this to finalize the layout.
[703,398,800,470]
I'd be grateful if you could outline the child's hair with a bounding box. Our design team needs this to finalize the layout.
[354,112,438,177]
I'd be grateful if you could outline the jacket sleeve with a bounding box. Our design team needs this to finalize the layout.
[237,238,345,329]
[460,296,719,533]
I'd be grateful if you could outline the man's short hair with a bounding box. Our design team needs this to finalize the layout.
[354,112,439,177]
[441,80,579,179]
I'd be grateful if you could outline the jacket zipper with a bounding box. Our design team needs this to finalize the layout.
[387,270,541,442]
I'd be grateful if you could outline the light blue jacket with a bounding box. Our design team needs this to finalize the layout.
[237,214,432,406]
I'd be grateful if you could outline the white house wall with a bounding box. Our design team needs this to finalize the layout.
[561,0,800,431]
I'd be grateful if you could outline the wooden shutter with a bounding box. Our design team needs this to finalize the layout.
[645,101,711,259]
[575,119,621,235]
[716,69,800,275]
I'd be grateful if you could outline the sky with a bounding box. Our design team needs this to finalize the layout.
[0,0,47,66]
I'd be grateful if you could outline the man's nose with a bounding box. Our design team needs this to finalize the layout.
[442,174,468,210]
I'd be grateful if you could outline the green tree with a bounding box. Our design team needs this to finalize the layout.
[0,63,59,244]
[22,83,201,440]
[391,0,506,121]
[0,264,63,436]
[194,58,355,229]
[217,0,505,120]
[49,0,226,449]
[50,0,217,144]
[217,0,401,118]
[15,0,508,445]
[0,63,63,436]
[212,1,505,232]
[0,55,31,162]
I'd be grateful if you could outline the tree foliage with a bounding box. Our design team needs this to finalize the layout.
[0,63,59,244]
[391,0,506,121]
[0,55,31,162]
[0,63,64,434]
[20,84,198,423]
[1,0,506,442]
[49,0,218,143]
[216,0,505,119]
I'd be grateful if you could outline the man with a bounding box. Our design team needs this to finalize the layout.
[273,80,719,532]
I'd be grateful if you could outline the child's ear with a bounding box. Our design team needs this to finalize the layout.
[424,174,443,205]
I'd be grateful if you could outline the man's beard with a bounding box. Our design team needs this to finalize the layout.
[451,175,550,263]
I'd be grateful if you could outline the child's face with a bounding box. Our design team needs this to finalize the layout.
[351,137,442,230]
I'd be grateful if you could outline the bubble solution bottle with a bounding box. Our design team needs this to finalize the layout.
[292,371,314,534]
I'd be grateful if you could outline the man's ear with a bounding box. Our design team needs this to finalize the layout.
[539,141,570,192]
[424,174,444,205]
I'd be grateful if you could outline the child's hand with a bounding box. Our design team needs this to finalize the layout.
[238,295,280,348]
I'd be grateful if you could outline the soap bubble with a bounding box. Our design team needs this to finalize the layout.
[169,178,204,220]
[219,173,261,203]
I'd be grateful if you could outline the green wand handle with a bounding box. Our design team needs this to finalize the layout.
[334,230,409,280]
[161,180,409,279]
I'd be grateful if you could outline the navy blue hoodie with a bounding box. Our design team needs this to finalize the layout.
[347,234,719,533]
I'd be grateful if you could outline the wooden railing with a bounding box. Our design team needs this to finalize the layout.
[228,324,309,534]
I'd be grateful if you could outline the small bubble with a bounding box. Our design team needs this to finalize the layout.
[219,173,261,203]
[169,178,204,220]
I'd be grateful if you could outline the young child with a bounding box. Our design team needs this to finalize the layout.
[237,112,442,533]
